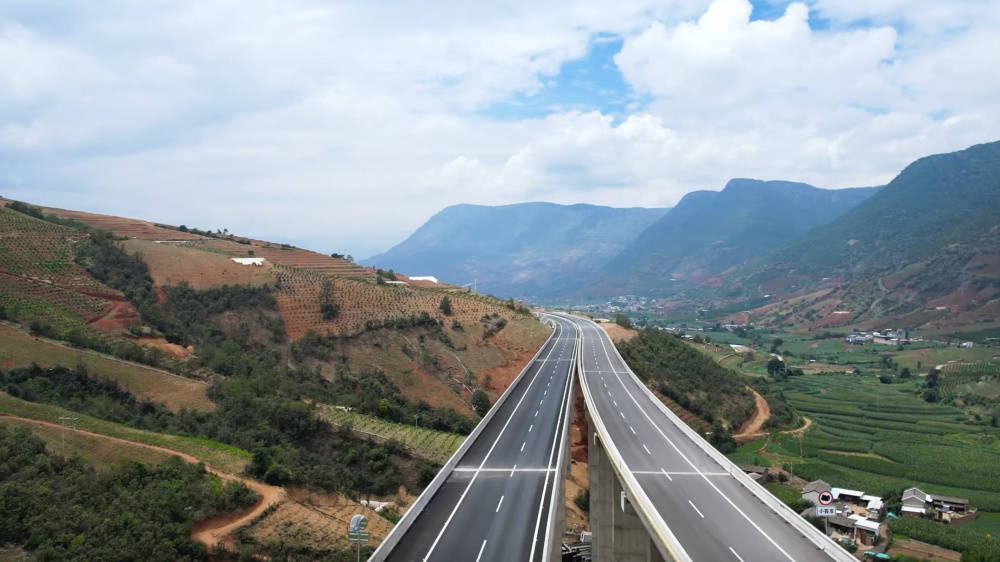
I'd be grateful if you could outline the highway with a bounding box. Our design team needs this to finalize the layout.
[381,313,577,562]
[565,314,848,562]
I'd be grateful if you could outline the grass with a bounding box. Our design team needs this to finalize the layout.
[0,321,213,413]
[0,416,175,469]
[0,391,249,474]
[764,482,804,506]
[316,404,465,464]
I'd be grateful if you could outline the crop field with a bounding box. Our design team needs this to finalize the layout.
[0,392,249,473]
[317,404,464,464]
[0,322,213,412]
[40,206,208,240]
[193,238,376,280]
[274,265,519,340]
[247,493,391,553]
[766,373,1000,510]
[122,239,277,289]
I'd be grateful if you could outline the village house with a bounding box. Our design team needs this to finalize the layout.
[901,487,977,524]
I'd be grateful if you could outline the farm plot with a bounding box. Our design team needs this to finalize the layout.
[274,266,517,340]
[317,404,464,464]
[768,373,1000,509]
[40,206,208,240]
[122,239,277,289]
[194,238,375,280]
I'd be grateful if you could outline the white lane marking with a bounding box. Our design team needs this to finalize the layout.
[688,500,705,519]
[539,399,544,405]
[587,320,796,562]
[632,470,729,476]
[529,320,576,562]
[510,464,517,477]
[620,411,625,419]
[453,467,554,472]
[421,321,565,561]
[521,441,526,452]
[630,425,636,434]
[661,467,673,481]
[529,424,533,432]
[534,410,539,417]
[729,547,745,562]
[496,496,505,512]
[643,444,652,455]
[476,540,488,562]
[613,399,618,407]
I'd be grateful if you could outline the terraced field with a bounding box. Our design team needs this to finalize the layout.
[40,206,208,240]
[122,239,278,289]
[768,373,1000,510]
[317,404,464,464]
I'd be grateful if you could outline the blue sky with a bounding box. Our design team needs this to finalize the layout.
[1,0,997,258]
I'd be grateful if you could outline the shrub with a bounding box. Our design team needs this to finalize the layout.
[471,389,490,417]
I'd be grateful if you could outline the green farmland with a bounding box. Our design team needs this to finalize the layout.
[317,404,464,464]
[765,373,1000,510]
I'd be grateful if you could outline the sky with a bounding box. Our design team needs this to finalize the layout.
[2,0,999,259]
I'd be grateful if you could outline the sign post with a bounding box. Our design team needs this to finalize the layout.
[817,490,835,536]
[349,514,369,562]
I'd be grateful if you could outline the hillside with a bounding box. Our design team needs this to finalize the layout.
[364,202,668,300]
[589,179,878,297]
[726,141,1000,330]
[0,197,551,558]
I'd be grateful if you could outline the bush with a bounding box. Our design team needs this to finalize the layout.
[471,389,490,417]
[574,488,590,514]
[439,296,453,316]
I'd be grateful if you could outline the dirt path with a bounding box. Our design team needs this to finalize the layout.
[0,414,285,550]
[735,387,770,438]
[737,416,812,443]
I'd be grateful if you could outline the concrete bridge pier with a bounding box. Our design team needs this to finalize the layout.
[588,417,665,562]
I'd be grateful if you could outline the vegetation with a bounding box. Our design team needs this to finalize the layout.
[889,517,1000,560]
[574,488,590,514]
[471,389,490,417]
[0,425,257,561]
[439,295,452,316]
[617,328,754,428]
[317,405,464,464]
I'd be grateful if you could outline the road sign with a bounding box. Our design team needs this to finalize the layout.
[348,532,371,543]
[816,506,836,517]
[350,514,368,532]
[818,490,834,505]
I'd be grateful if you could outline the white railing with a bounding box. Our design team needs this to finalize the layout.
[577,315,855,562]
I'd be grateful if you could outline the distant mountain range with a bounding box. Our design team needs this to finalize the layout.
[587,179,879,298]
[364,202,668,299]
[721,140,1000,329]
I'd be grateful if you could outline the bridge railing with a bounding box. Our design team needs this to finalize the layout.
[587,316,856,562]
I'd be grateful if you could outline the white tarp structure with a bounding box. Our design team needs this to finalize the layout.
[232,257,265,266]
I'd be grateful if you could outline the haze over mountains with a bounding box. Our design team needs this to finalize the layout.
[364,202,667,298]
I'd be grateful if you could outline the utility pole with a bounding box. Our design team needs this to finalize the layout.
[414,414,419,428]
[58,415,78,456]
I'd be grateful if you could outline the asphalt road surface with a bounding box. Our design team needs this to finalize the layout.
[566,314,838,562]
[385,314,577,562]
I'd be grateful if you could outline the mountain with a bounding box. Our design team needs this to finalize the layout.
[587,179,879,297]
[364,202,669,299]
[724,140,1000,329]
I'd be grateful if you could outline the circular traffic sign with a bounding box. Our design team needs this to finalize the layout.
[818,490,834,505]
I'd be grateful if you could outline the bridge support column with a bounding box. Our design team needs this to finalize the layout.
[589,416,664,562]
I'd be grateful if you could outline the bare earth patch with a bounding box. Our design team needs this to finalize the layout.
[599,322,639,343]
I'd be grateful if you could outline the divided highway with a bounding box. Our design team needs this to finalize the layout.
[374,314,577,562]
[563,314,854,562]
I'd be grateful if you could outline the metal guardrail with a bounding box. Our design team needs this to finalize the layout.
[368,317,560,561]
[580,316,856,562]
[569,315,693,562]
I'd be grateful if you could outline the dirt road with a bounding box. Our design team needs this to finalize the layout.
[735,386,770,439]
[0,414,285,550]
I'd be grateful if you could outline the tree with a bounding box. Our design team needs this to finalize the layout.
[439,296,453,316]
[471,389,490,417]
[899,366,912,378]
[767,357,785,377]
[614,314,633,329]
[770,338,783,353]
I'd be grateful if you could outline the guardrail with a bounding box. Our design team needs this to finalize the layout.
[569,315,693,562]
[584,316,856,562]
[369,317,560,561]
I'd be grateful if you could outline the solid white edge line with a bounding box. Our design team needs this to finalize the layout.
[531,316,577,562]
[729,546,746,562]
[589,319,797,562]
[420,320,565,561]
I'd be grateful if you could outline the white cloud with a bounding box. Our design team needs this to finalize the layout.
[1,0,998,258]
